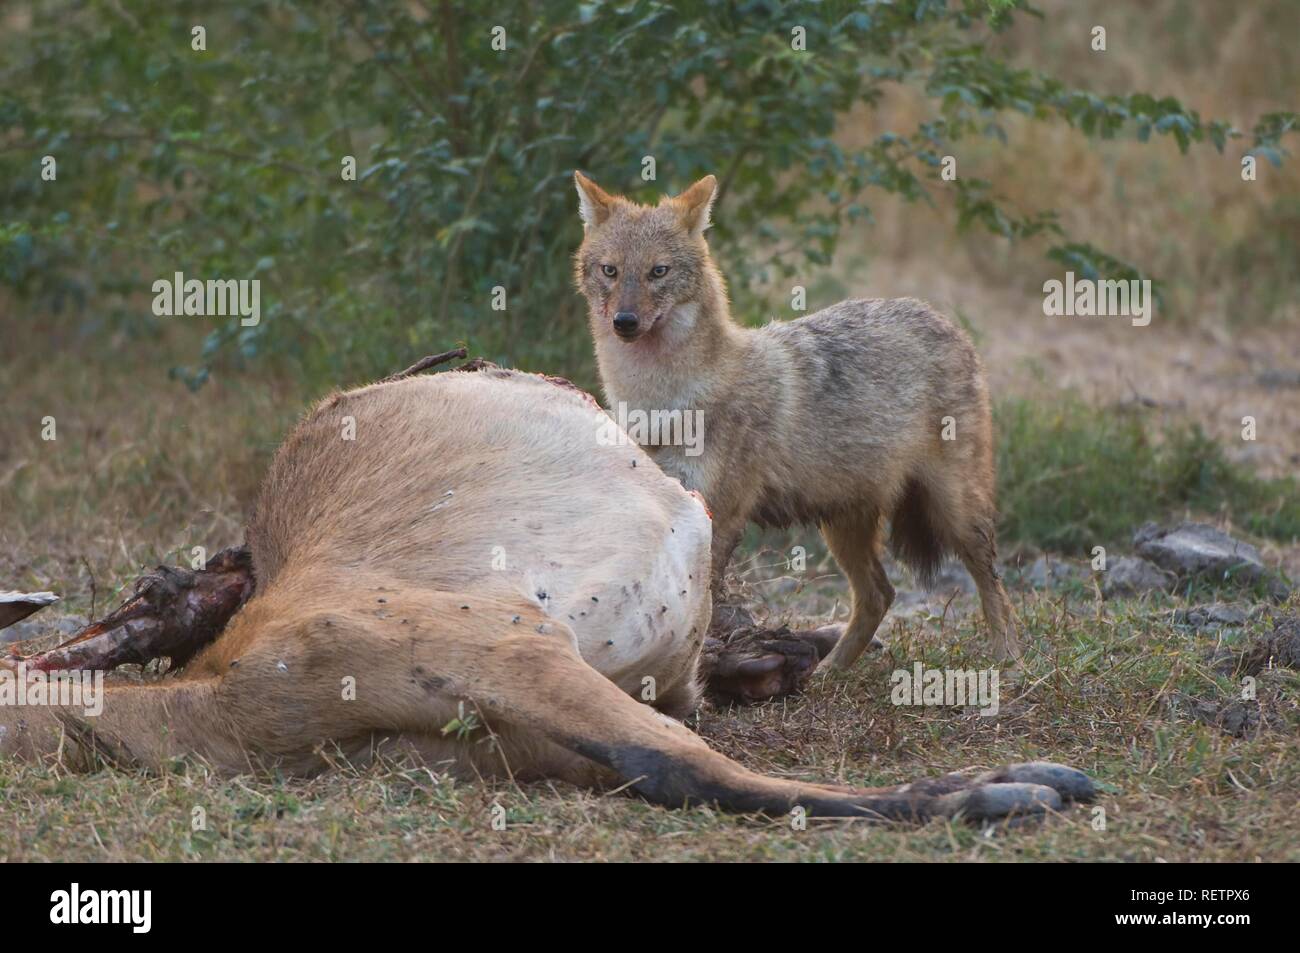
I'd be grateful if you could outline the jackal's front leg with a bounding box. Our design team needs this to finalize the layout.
[700,511,812,702]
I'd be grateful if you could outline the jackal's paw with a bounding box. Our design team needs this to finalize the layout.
[931,761,1096,823]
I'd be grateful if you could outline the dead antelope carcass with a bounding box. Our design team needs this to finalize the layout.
[0,368,1093,821]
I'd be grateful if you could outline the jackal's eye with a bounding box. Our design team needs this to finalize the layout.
[649,265,670,279]
[601,264,618,278]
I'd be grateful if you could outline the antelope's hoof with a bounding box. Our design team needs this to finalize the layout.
[937,761,1097,823]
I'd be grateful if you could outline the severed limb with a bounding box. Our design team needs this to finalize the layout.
[12,541,833,702]
[4,546,254,673]
[9,543,829,703]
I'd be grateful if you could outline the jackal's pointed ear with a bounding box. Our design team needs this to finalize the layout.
[574,171,615,230]
[672,175,718,237]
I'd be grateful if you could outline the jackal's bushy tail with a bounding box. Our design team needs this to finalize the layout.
[888,477,949,590]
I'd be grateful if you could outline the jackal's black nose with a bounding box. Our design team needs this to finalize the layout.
[613,312,639,336]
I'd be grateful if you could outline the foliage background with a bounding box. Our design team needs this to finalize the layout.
[3,0,1295,393]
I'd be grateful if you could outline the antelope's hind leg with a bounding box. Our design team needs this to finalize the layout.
[2,582,1096,823]
[295,588,1094,821]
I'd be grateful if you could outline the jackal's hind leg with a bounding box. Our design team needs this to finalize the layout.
[951,515,1021,662]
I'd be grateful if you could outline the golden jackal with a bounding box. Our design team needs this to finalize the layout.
[573,172,1020,668]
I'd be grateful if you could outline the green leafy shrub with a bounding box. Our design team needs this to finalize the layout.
[1,1,1293,390]
[996,395,1300,551]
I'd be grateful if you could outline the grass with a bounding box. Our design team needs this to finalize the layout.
[3,596,1296,861]
[0,328,304,614]
[996,394,1300,554]
[2,326,1297,862]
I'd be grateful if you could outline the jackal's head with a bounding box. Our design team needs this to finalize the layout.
[572,172,720,344]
